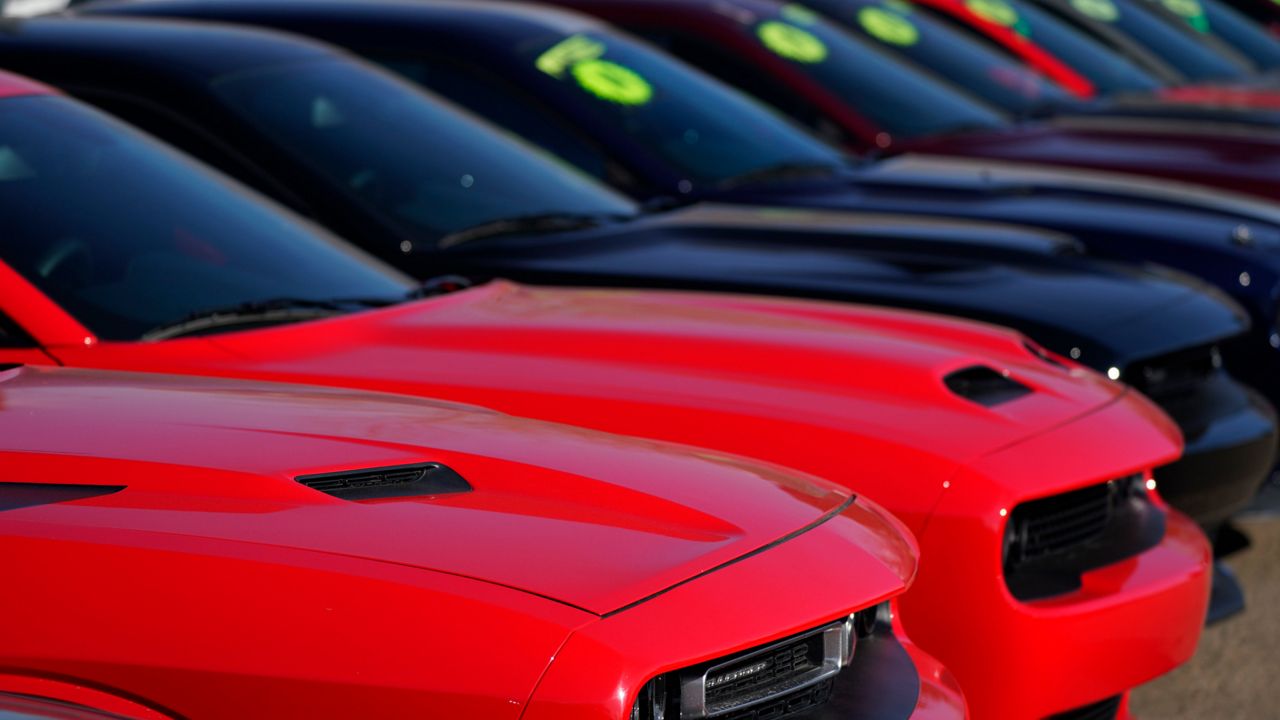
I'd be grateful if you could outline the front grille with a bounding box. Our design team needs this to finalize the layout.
[704,634,823,708]
[1003,476,1166,600]
[629,608,888,720]
[1048,694,1122,720]
[1006,478,1135,565]
[1127,344,1219,402]
[718,678,833,720]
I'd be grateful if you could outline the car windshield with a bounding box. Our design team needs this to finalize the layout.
[0,95,413,341]
[510,29,846,185]
[1146,0,1280,70]
[731,4,1009,138]
[954,0,1164,93]
[804,0,1074,114]
[211,58,639,245]
[1032,0,1249,80]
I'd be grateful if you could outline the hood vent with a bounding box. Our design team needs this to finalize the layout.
[0,482,123,512]
[296,462,471,501]
[944,366,1032,407]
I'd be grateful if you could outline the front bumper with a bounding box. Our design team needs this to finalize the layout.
[520,499,962,720]
[1151,373,1278,531]
[898,394,1212,720]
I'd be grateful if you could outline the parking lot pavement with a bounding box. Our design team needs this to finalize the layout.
[1131,497,1280,718]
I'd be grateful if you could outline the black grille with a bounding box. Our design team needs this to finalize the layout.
[705,635,824,707]
[1127,344,1218,401]
[296,462,470,501]
[1003,476,1166,600]
[718,678,834,720]
[1006,480,1127,565]
[1048,694,1122,720]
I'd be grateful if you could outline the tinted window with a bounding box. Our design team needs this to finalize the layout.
[506,29,845,185]
[1040,0,1249,80]
[0,95,412,340]
[640,28,857,146]
[807,0,1072,113]
[1157,0,1280,69]
[724,4,1008,138]
[211,59,638,244]
[948,0,1162,92]
[377,55,616,180]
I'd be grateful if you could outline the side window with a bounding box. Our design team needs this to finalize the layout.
[636,28,855,147]
[370,52,625,184]
[0,312,34,348]
[66,88,318,217]
[915,7,1029,60]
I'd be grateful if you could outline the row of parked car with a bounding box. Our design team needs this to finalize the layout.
[0,0,1278,718]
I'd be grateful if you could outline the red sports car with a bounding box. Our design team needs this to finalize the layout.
[0,72,1211,718]
[0,364,961,719]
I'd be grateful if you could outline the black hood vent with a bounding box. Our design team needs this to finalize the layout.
[296,462,471,501]
[944,366,1032,407]
[0,482,123,512]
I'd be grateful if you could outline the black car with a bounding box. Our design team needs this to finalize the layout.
[83,0,1280,418]
[5,14,1273,617]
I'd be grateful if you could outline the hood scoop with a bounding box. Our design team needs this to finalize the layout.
[296,462,471,501]
[0,482,123,512]
[944,366,1032,408]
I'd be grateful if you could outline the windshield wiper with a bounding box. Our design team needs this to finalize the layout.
[437,212,616,249]
[141,296,394,341]
[714,161,844,190]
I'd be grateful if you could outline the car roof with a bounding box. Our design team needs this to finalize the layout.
[0,68,55,98]
[0,14,336,82]
[82,0,607,47]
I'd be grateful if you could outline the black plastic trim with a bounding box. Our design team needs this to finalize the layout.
[1004,481,1166,601]
[0,483,124,512]
[943,366,1032,407]
[296,462,470,501]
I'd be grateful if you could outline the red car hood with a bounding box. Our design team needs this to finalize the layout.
[900,117,1280,200]
[66,282,1134,486]
[0,365,914,616]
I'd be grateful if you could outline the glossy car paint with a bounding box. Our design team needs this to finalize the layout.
[0,365,949,719]
[107,0,1280,555]
[806,0,1280,129]
[909,0,1280,111]
[0,78,1211,718]
[166,0,1280,411]
[9,11,1275,545]
[518,0,1280,199]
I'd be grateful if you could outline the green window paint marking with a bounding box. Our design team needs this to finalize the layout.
[964,0,1032,35]
[1070,0,1120,22]
[570,59,654,105]
[536,34,606,77]
[758,20,830,62]
[859,6,921,45]
[537,34,654,106]
[1160,0,1210,32]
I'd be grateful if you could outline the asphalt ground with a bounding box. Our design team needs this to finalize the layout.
[1130,481,1280,718]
